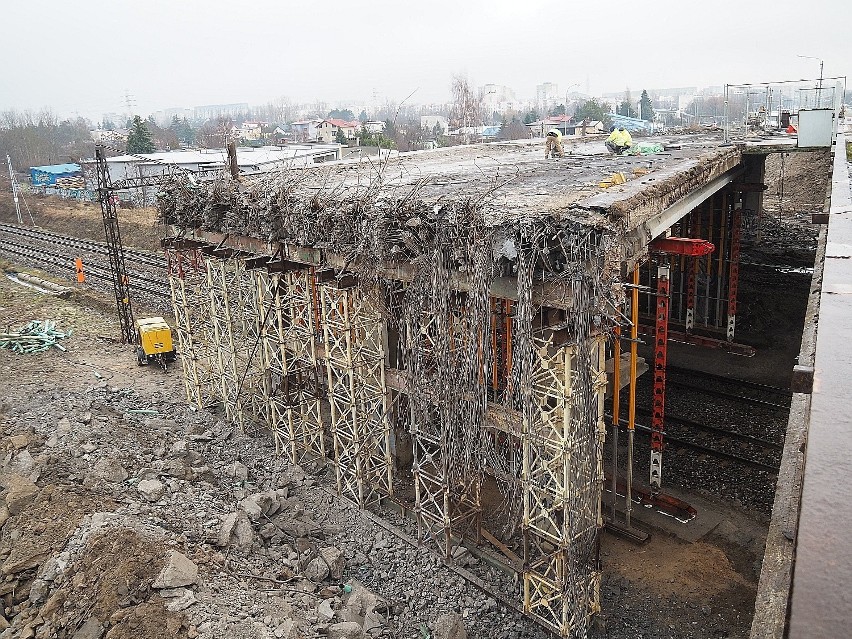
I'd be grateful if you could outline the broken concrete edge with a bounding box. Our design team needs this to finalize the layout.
[748,222,827,639]
[182,227,581,310]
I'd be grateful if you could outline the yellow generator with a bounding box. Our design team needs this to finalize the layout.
[135,317,177,370]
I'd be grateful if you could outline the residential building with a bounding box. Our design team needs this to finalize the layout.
[317,119,361,143]
[235,121,266,142]
[291,119,323,142]
[90,128,128,144]
[536,82,560,111]
[481,84,518,113]
[364,121,386,134]
[525,115,574,137]
[565,120,605,136]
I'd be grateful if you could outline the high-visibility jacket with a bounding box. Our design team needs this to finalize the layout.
[607,128,632,146]
[546,128,562,139]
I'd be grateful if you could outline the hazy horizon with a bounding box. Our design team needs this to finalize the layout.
[2,0,848,123]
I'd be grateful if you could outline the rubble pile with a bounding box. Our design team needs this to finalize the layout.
[0,381,546,639]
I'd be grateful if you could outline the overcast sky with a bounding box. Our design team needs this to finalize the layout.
[1,0,848,122]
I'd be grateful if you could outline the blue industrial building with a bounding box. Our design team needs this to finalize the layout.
[29,163,82,186]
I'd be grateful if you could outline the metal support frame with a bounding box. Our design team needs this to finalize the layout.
[270,267,326,463]
[650,266,670,492]
[410,298,483,559]
[321,282,393,508]
[206,256,245,429]
[522,330,605,637]
[727,203,743,341]
[165,243,212,409]
[95,145,135,344]
[164,230,615,638]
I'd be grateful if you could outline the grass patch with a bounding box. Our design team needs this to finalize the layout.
[846,140,852,160]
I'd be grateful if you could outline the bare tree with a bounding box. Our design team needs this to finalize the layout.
[0,109,93,169]
[195,116,234,149]
[450,75,482,144]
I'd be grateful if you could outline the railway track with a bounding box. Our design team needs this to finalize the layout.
[611,364,791,512]
[617,413,781,473]
[666,364,792,408]
[0,223,168,270]
[0,223,172,310]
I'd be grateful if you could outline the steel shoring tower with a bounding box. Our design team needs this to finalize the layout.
[260,265,325,463]
[205,255,244,429]
[165,241,210,409]
[235,259,264,424]
[321,280,393,508]
[409,295,483,559]
[521,329,606,637]
[95,145,135,344]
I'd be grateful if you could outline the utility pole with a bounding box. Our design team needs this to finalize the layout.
[798,55,825,106]
[6,155,22,224]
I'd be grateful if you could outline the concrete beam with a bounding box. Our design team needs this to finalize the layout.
[624,165,744,269]
[186,228,577,309]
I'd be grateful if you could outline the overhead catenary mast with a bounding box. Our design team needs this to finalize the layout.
[6,155,22,224]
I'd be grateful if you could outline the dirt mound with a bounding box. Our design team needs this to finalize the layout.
[41,527,188,639]
[1,484,105,577]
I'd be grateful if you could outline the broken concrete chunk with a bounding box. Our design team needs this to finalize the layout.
[433,613,467,639]
[239,496,263,522]
[249,490,278,516]
[92,458,128,483]
[317,597,335,623]
[136,479,164,502]
[152,550,198,589]
[304,556,330,583]
[162,457,188,479]
[4,475,38,515]
[218,511,254,549]
[319,547,344,580]
[363,610,385,634]
[327,621,364,639]
[72,617,103,639]
[10,450,36,476]
[8,434,29,450]
[163,587,197,612]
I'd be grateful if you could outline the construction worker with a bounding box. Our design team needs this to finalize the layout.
[606,126,633,155]
[545,128,565,159]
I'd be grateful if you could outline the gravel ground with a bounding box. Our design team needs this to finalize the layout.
[0,273,764,639]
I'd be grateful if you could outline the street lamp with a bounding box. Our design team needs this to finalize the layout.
[797,54,824,105]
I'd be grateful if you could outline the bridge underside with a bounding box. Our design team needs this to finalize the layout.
[158,138,774,637]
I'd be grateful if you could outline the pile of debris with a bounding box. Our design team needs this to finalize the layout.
[0,320,70,354]
[0,374,543,639]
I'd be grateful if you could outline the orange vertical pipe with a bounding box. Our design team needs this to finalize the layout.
[612,325,621,427]
[628,267,639,432]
